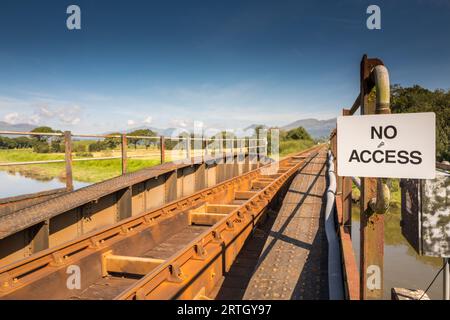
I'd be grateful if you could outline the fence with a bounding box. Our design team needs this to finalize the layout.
[0,130,267,192]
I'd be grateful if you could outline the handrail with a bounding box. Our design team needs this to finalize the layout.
[325,150,344,299]
[0,129,267,195]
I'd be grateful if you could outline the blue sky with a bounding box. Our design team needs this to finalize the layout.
[0,0,449,133]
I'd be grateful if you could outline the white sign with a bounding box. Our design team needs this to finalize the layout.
[337,112,435,179]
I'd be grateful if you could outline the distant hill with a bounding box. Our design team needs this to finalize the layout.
[244,118,336,139]
[282,118,336,138]
[0,121,36,133]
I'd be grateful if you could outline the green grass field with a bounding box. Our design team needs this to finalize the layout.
[0,140,319,184]
[0,149,162,183]
[279,139,316,157]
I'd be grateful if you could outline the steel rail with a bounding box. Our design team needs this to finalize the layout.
[0,145,322,299]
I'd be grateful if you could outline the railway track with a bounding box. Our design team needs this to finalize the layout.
[0,145,322,300]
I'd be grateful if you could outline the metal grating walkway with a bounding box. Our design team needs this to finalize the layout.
[215,149,329,300]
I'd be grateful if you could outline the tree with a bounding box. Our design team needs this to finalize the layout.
[390,85,449,161]
[104,132,122,149]
[88,141,108,152]
[128,129,156,149]
[285,126,312,141]
[30,126,64,153]
[31,126,55,142]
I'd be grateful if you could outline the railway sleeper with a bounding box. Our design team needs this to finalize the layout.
[101,251,165,277]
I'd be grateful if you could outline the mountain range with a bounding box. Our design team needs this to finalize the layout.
[281,118,336,138]
[245,118,336,138]
[0,121,36,133]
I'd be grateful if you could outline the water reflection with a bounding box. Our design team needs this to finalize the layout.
[351,204,444,299]
[0,170,89,199]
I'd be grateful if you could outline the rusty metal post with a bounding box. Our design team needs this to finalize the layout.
[121,134,127,174]
[359,55,384,300]
[341,109,352,232]
[160,136,165,164]
[64,131,73,191]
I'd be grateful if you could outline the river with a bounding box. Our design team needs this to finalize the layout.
[351,205,444,300]
[0,170,89,199]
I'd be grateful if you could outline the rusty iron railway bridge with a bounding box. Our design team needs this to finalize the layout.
[1,55,433,300]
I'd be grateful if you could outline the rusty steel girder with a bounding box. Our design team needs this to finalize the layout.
[0,145,322,300]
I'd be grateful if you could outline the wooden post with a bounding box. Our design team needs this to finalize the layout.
[64,131,73,191]
[121,134,127,174]
[160,136,165,164]
[359,55,384,300]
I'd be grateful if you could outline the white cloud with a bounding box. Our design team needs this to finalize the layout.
[3,112,20,124]
[127,119,135,126]
[170,119,188,128]
[1,97,83,127]
[143,116,152,124]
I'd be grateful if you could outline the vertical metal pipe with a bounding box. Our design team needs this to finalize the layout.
[64,131,73,191]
